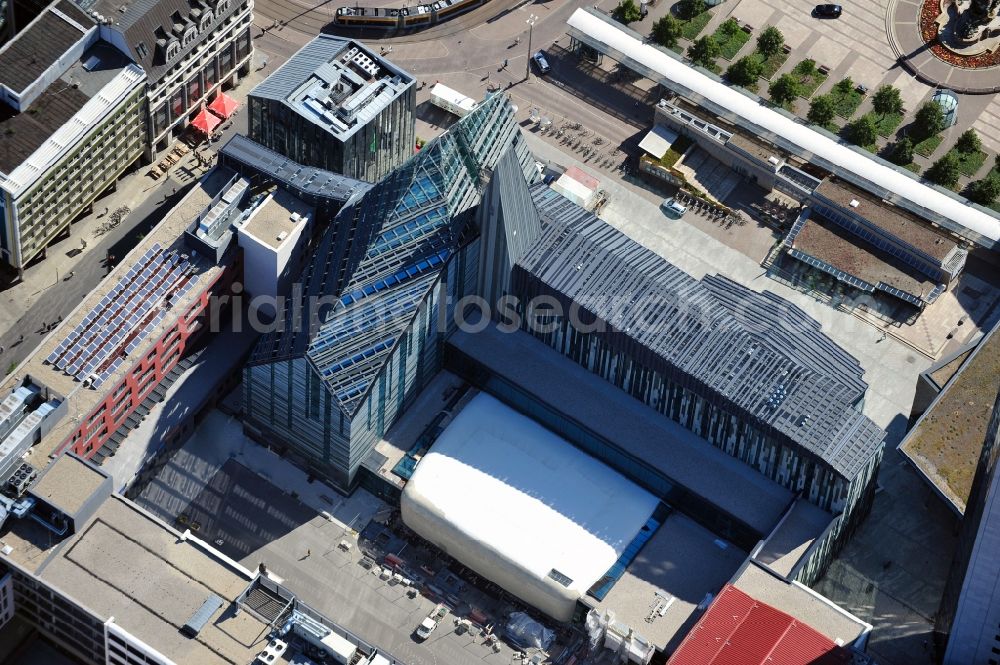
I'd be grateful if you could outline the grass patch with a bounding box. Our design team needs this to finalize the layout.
[759,51,788,80]
[950,149,988,177]
[712,22,750,60]
[659,135,694,169]
[828,85,863,119]
[903,162,921,173]
[680,10,713,40]
[792,70,827,99]
[870,111,903,138]
[914,134,944,158]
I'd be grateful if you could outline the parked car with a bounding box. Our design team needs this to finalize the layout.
[415,617,437,641]
[660,197,687,217]
[532,51,551,74]
[813,4,842,17]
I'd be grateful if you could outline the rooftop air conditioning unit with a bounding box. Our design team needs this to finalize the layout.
[276,231,288,242]
[850,199,860,207]
[767,156,780,166]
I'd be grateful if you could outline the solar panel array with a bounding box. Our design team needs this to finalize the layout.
[45,244,199,390]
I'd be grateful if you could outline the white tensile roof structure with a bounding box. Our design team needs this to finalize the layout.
[401,393,658,621]
[566,8,1000,248]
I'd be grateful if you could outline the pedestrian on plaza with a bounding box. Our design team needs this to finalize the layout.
[0,346,5,354]
[502,58,508,69]
[18,334,24,344]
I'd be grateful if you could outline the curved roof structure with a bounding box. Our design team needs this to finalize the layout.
[566,8,1000,248]
[401,393,659,622]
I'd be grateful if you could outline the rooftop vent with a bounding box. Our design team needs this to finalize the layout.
[182,594,224,637]
[849,199,860,208]
[277,231,288,242]
[767,155,780,166]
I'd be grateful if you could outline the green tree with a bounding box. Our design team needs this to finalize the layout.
[677,0,706,20]
[925,152,961,187]
[651,14,683,48]
[807,94,835,126]
[967,174,1000,205]
[769,73,800,107]
[718,18,741,39]
[726,55,763,87]
[847,114,878,147]
[612,0,642,24]
[793,58,817,78]
[888,137,914,166]
[688,35,721,68]
[956,128,982,154]
[914,101,945,140]
[871,84,903,117]
[756,25,785,59]
[833,77,854,95]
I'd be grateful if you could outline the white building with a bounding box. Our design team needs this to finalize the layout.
[401,393,659,621]
[236,188,313,320]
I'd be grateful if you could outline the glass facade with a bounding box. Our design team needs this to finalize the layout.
[244,94,535,490]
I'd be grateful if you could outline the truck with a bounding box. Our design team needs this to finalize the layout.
[414,604,448,641]
[429,83,479,118]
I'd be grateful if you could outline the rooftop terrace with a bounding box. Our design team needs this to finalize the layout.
[899,323,1000,512]
[250,34,413,141]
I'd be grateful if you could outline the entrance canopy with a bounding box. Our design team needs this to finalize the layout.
[208,92,240,119]
[638,123,679,159]
[190,108,221,135]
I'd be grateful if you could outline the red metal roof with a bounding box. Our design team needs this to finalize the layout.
[667,585,855,665]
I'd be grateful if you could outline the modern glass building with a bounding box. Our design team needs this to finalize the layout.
[242,93,536,490]
[248,35,415,182]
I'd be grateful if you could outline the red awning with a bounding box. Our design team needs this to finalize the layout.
[190,107,221,135]
[208,92,240,119]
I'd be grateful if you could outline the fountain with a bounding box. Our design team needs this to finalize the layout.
[919,0,1000,67]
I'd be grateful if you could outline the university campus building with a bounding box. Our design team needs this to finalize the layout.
[248,34,415,182]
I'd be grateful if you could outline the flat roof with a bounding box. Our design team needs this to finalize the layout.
[401,393,658,621]
[29,454,107,517]
[899,323,1000,512]
[753,499,833,578]
[0,0,93,94]
[593,511,746,651]
[250,35,414,141]
[239,188,313,250]
[0,43,141,187]
[1,494,267,664]
[792,215,938,300]
[814,179,959,262]
[730,562,869,646]
[446,325,795,537]
[727,131,781,164]
[565,8,1000,248]
[0,168,234,470]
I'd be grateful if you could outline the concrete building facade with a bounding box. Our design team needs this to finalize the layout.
[0,3,146,272]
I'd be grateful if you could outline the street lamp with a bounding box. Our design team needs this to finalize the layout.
[525,14,537,80]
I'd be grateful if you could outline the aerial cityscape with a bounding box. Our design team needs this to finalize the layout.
[0,0,998,662]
